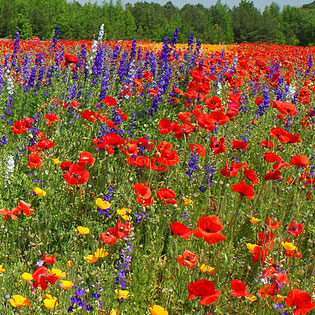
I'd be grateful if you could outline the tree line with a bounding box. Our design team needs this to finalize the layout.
[0,0,314,46]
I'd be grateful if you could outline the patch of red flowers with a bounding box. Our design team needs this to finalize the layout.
[192,215,226,245]
[187,279,221,305]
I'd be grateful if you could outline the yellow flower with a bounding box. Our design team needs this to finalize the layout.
[21,272,33,281]
[200,264,215,274]
[94,248,108,258]
[48,268,65,278]
[33,187,46,197]
[77,226,90,235]
[0,265,5,273]
[10,295,31,307]
[85,255,98,264]
[281,241,297,251]
[117,208,132,221]
[109,310,119,315]
[59,280,74,290]
[184,197,193,205]
[43,294,58,309]
[65,260,73,268]
[149,304,169,315]
[52,158,60,165]
[95,198,111,210]
[115,289,129,300]
[245,294,257,302]
[272,294,285,302]
[246,243,258,254]
[249,216,261,224]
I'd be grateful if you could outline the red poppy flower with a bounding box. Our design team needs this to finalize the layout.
[0,208,19,221]
[170,222,191,239]
[287,221,304,238]
[231,140,249,150]
[205,95,222,109]
[177,112,192,123]
[187,280,221,305]
[23,116,34,128]
[156,188,177,204]
[92,133,123,153]
[14,200,34,216]
[270,127,301,144]
[273,160,291,171]
[255,96,264,105]
[243,163,260,184]
[177,249,198,268]
[270,100,298,116]
[42,252,56,264]
[102,95,117,107]
[192,216,226,245]
[189,143,206,157]
[28,153,43,168]
[263,170,282,181]
[100,230,117,245]
[286,289,315,315]
[290,155,309,168]
[155,147,179,167]
[257,280,279,299]
[231,279,251,297]
[159,118,172,135]
[44,113,59,126]
[231,180,255,200]
[60,161,74,171]
[36,139,56,150]
[63,164,89,185]
[252,245,268,264]
[78,151,96,168]
[208,111,229,125]
[65,54,79,66]
[11,120,27,134]
[81,110,96,123]
[136,137,155,151]
[133,182,153,206]
[259,140,274,149]
[110,219,132,239]
[126,156,151,169]
[32,266,58,290]
[210,137,225,155]
[264,152,282,163]
[265,217,280,230]
[220,161,242,177]
[258,231,275,249]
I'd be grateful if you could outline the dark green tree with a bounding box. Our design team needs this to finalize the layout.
[13,13,33,39]
[231,0,262,43]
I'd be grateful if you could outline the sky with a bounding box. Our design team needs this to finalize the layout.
[74,0,313,11]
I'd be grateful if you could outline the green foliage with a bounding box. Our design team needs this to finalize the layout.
[13,13,33,39]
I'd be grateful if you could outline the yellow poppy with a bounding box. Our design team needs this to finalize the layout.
[10,295,31,307]
[48,268,65,278]
[95,198,111,210]
[200,264,215,274]
[249,216,261,224]
[281,241,297,251]
[77,226,90,235]
[21,272,33,281]
[59,280,74,290]
[94,248,108,258]
[115,289,129,300]
[43,294,58,309]
[149,304,169,315]
[33,187,46,196]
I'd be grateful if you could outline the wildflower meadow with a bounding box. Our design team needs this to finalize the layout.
[0,26,314,314]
